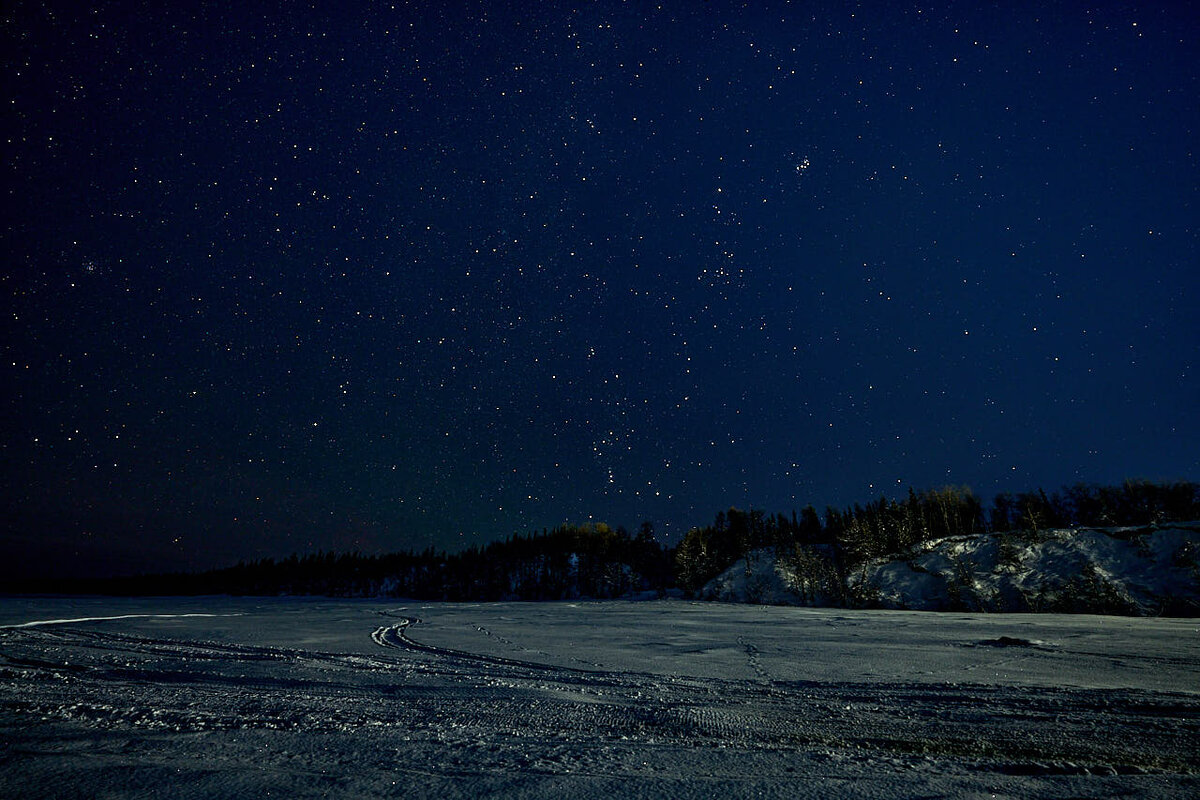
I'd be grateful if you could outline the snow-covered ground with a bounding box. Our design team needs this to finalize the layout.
[2,597,1198,798]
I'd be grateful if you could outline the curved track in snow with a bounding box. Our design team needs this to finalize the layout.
[1,613,240,629]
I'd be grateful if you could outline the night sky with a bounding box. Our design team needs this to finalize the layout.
[3,1,1197,579]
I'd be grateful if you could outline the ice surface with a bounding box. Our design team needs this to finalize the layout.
[2,597,1198,798]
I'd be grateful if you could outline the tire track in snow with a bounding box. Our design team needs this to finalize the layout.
[369,619,1200,772]
[372,620,601,677]
[1,613,240,629]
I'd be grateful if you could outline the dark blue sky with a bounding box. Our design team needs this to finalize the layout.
[3,1,1197,578]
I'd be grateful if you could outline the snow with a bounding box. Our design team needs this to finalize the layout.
[1,597,1198,798]
[862,523,1200,615]
[702,522,1200,615]
[2,612,240,629]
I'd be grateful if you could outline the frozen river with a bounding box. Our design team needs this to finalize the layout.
[2,597,1198,798]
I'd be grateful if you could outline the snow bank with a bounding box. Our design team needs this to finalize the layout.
[699,549,795,604]
[701,523,1200,615]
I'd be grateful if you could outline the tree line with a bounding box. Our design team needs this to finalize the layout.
[13,479,1198,598]
[60,522,672,600]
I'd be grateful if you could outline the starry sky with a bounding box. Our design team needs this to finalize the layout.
[3,1,1197,579]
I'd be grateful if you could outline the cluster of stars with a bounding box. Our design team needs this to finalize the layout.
[1,1,1195,576]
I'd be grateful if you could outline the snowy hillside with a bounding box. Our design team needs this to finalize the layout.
[701,523,1200,615]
